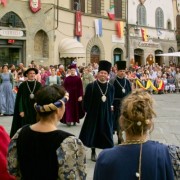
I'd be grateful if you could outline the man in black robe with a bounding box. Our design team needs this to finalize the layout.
[79,60,114,162]
[10,68,42,138]
[109,61,132,144]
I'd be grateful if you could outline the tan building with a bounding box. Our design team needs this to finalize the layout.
[0,0,126,67]
[173,0,180,52]
[0,0,178,67]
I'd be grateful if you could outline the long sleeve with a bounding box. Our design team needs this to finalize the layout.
[56,136,87,179]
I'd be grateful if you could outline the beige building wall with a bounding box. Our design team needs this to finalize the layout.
[0,0,178,67]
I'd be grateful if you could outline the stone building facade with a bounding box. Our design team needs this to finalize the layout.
[0,0,178,67]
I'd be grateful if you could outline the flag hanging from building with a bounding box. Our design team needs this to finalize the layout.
[107,5,115,20]
[0,0,7,6]
[116,21,124,38]
[94,19,102,37]
[141,28,148,41]
[75,11,82,37]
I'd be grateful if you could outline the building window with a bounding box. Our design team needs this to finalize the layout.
[72,0,85,12]
[34,30,49,59]
[167,20,172,30]
[155,8,164,29]
[114,0,122,19]
[137,5,146,26]
[91,45,100,64]
[0,11,25,28]
[113,48,122,64]
[91,0,101,15]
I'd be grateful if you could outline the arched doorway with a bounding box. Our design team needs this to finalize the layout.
[113,48,123,64]
[168,47,175,65]
[90,45,100,64]
[134,48,144,66]
[0,11,25,66]
[155,50,163,65]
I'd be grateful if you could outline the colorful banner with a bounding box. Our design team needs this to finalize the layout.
[94,19,102,37]
[107,5,115,20]
[75,11,82,37]
[136,79,164,91]
[141,28,148,41]
[116,21,124,38]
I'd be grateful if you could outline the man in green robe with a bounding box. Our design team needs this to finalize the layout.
[10,68,42,138]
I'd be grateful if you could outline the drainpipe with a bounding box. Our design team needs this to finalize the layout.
[55,0,59,30]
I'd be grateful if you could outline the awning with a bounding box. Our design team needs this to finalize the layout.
[156,52,180,57]
[59,38,85,58]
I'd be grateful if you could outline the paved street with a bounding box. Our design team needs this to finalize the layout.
[0,94,180,179]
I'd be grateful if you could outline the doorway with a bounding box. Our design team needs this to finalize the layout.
[0,48,21,66]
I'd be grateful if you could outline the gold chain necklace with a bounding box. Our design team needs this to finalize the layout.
[116,77,126,93]
[26,80,37,99]
[96,80,108,102]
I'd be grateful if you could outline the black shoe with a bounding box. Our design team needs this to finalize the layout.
[66,123,71,126]
[91,152,97,162]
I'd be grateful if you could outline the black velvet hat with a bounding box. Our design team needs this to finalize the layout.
[98,60,112,74]
[23,68,38,77]
[116,61,126,70]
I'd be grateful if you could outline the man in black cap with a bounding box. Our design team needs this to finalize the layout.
[10,68,42,137]
[79,60,115,162]
[109,61,132,144]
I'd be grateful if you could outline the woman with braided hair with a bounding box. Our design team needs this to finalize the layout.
[7,85,86,180]
[94,89,179,180]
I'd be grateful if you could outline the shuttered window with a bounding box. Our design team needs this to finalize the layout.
[137,5,146,26]
[71,0,85,12]
[91,0,101,15]
[114,0,122,19]
[155,8,164,28]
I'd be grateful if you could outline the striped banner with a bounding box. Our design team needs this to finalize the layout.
[116,21,124,38]
[94,19,102,37]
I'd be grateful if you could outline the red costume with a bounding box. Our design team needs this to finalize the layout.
[0,126,15,180]
[61,75,83,124]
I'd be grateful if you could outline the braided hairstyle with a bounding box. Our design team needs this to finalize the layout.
[120,89,156,136]
[34,85,66,117]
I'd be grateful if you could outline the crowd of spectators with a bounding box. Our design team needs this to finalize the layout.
[0,61,180,96]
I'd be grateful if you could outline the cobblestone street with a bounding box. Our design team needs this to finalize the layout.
[0,94,180,179]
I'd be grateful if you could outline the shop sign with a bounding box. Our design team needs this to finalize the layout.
[138,40,159,48]
[0,30,23,37]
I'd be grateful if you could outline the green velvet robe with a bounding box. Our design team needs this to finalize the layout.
[10,81,42,138]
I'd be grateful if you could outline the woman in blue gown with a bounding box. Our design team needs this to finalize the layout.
[94,89,179,180]
[0,65,15,115]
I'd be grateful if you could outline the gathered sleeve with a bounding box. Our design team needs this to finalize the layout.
[56,136,87,180]
[7,128,22,178]
[168,145,180,179]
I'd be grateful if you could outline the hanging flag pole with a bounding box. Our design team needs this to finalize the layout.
[107,5,115,20]
[74,0,82,41]
[95,19,102,37]
[141,28,148,41]
[116,21,124,38]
